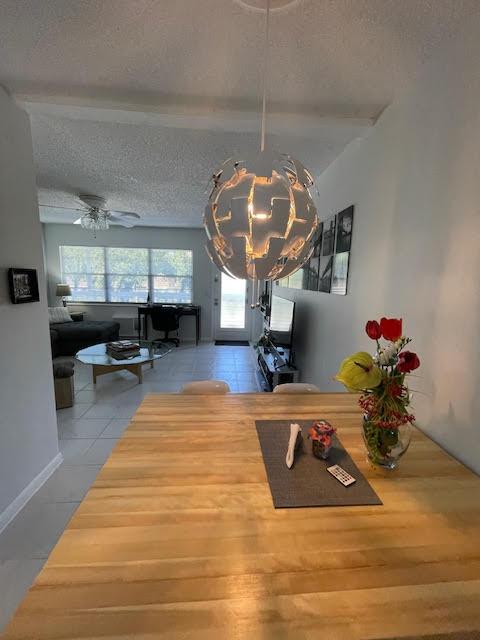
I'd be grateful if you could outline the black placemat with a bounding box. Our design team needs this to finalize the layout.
[373,634,480,640]
[255,419,382,508]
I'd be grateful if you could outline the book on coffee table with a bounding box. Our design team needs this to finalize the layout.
[106,340,141,359]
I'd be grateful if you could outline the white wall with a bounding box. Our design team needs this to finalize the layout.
[277,18,480,472]
[43,224,214,341]
[0,88,59,518]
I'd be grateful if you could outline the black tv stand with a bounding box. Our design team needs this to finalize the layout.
[255,344,300,392]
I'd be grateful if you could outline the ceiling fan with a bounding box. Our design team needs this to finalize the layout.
[40,195,141,230]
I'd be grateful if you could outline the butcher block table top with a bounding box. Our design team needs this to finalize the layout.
[4,393,480,640]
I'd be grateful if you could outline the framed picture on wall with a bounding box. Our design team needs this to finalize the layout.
[322,216,336,256]
[318,217,335,292]
[312,222,323,258]
[287,269,304,289]
[335,205,354,254]
[331,252,350,295]
[301,265,310,290]
[318,255,333,293]
[303,222,322,291]
[306,255,320,291]
[8,268,40,304]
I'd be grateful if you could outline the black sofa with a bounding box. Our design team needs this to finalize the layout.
[50,320,120,357]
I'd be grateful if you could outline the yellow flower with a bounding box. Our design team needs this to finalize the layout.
[335,352,382,391]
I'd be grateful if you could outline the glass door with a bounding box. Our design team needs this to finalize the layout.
[214,272,251,341]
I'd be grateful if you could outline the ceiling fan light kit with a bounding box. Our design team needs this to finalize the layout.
[80,209,110,231]
[76,196,108,231]
[39,194,141,232]
[204,0,319,284]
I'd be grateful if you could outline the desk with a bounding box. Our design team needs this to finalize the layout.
[4,393,480,639]
[137,304,200,345]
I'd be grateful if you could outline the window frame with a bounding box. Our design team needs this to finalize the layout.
[60,245,194,304]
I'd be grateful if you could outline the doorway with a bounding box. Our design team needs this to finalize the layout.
[213,272,252,342]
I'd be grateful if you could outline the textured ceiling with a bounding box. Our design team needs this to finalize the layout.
[2,0,477,115]
[29,104,369,227]
[0,0,477,227]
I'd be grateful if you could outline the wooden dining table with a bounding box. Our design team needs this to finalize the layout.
[3,393,480,639]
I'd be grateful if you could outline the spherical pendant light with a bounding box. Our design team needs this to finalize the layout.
[204,149,319,280]
[204,0,319,282]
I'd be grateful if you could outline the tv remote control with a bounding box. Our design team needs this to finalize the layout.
[327,465,356,487]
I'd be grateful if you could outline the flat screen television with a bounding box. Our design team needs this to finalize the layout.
[268,295,295,352]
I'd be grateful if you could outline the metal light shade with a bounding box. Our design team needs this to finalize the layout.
[204,150,319,281]
[56,283,72,297]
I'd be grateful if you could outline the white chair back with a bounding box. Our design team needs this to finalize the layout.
[273,383,320,394]
[180,380,231,395]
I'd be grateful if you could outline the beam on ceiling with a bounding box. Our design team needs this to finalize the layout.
[17,94,373,140]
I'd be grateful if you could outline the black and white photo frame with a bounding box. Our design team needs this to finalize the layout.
[335,205,354,254]
[8,268,40,304]
[331,252,350,295]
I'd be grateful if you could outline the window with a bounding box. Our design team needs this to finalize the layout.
[151,249,193,304]
[60,246,105,302]
[107,248,149,303]
[60,246,193,303]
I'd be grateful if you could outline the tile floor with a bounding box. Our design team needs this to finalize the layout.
[0,342,260,631]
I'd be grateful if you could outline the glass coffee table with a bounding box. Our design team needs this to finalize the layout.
[76,341,171,385]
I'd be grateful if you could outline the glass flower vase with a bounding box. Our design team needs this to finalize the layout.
[311,439,332,460]
[362,415,412,470]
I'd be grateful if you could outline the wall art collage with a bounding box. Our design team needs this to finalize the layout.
[276,205,354,296]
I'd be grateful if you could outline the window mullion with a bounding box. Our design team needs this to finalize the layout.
[148,248,153,303]
[104,246,109,302]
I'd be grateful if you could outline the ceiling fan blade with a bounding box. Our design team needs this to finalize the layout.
[109,210,141,219]
[109,214,135,228]
[39,204,85,212]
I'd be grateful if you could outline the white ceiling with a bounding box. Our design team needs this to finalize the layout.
[0,0,477,227]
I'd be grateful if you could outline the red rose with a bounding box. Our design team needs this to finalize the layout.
[380,317,403,341]
[397,351,420,373]
[365,320,381,340]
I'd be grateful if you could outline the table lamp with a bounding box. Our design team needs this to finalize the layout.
[56,283,72,307]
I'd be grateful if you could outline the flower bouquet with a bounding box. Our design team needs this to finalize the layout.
[308,420,336,459]
[335,317,420,470]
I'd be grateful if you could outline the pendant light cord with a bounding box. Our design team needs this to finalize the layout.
[260,0,271,152]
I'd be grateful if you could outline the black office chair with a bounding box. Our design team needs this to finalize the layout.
[150,306,180,347]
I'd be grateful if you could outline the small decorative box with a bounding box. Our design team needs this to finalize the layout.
[308,420,336,460]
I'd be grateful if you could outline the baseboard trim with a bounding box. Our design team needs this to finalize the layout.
[0,452,63,534]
